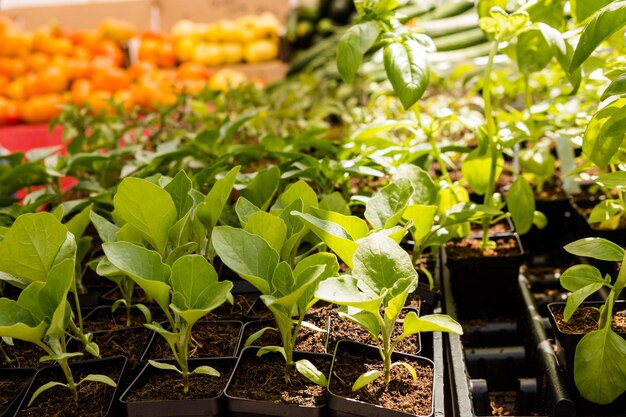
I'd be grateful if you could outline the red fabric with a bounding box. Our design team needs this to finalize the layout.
[0,124,77,194]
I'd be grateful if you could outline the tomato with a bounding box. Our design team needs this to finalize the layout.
[208,69,247,91]
[221,42,243,64]
[177,62,209,80]
[0,57,26,77]
[243,39,278,63]
[21,94,66,123]
[25,53,49,71]
[98,18,137,44]
[92,66,131,92]
[71,79,92,104]
[93,40,125,67]
[193,43,224,67]
[0,98,20,125]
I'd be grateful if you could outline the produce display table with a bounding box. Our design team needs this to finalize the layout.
[0,124,64,154]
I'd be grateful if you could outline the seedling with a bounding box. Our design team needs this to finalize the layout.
[0,260,114,405]
[213,218,339,386]
[315,234,462,389]
[558,237,626,404]
[103,244,233,393]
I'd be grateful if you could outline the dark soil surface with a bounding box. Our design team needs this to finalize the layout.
[490,391,517,416]
[100,287,149,305]
[82,307,165,332]
[18,364,121,417]
[329,350,433,416]
[241,305,332,354]
[445,237,520,258]
[206,294,258,320]
[551,305,626,334]
[147,321,242,359]
[470,220,511,236]
[89,328,151,369]
[405,292,422,309]
[327,310,420,355]
[0,372,33,414]
[125,361,233,401]
[227,353,330,407]
[0,341,48,368]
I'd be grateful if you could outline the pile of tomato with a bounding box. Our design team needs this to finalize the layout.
[0,14,281,126]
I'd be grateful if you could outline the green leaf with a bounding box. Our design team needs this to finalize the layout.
[564,238,625,261]
[337,21,381,83]
[516,28,553,74]
[595,171,626,188]
[220,110,260,142]
[390,361,417,380]
[339,311,380,338]
[365,179,413,229]
[28,381,68,406]
[148,360,183,374]
[114,177,177,255]
[274,180,319,213]
[64,204,92,238]
[602,72,626,101]
[294,252,339,311]
[352,120,414,141]
[212,226,278,294]
[564,283,605,321]
[0,299,46,344]
[269,261,295,298]
[402,311,463,335]
[383,39,429,110]
[526,0,565,29]
[506,176,535,234]
[244,326,277,347]
[570,1,626,71]
[403,204,437,245]
[241,167,280,211]
[560,264,607,291]
[244,212,287,254]
[0,213,69,283]
[291,212,359,269]
[308,208,368,240]
[257,345,286,360]
[394,164,437,205]
[145,323,178,352]
[571,0,614,22]
[574,327,626,404]
[582,99,626,167]
[589,200,624,223]
[164,171,193,219]
[90,212,119,243]
[296,359,328,387]
[192,365,220,377]
[315,276,384,315]
[102,242,172,313]
[235,197,260,227]
[352,370,383,391]
[77,374,117,387]
[320,193,351,216]
[537,23,581,92]
[352,235,418,299]
[196,166,240,230]
[462,148,503,195]
[170,255,232,325]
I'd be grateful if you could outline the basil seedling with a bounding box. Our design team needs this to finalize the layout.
[315,234,462,390]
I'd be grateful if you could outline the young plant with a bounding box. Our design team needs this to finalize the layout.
[92,167,239,325]
[102,244,233,393]
[0,212,98,356]
[558,237,626,404]
[315,234,462,388]
[0,259,115,405]
[212,221,339,385]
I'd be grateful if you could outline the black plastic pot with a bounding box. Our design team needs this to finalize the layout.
[569,198,626,247]
[547,301,626,383]
[327,340,435,417]
[82,305,165,332]
[409,282,440,316]
[120,357,235,417]
[521,197,576,255]
[14,356,126,417]
[442,233,526,319]
[0,368,36,417]
[225,346,330,417]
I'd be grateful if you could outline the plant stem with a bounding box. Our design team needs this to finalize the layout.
[179,325,192,394]
[0,344,11,365]
[481,41,500,252]
[72,290,84,334]
[58,359,78,402]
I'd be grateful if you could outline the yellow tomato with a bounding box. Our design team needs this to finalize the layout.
[209,69,247,91]
[243,39,278,63]
[193,42,224,67]
[221,42,243,64]
[175,37,196,62]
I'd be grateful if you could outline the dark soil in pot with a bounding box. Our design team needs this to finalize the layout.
[82,305,165,332]
[145,321,242,360]
[16,357,125,417]
[205,294,258,320]
[240,305,332,354]
[445,235,520,259]
[72,327,151,370]
[0,369,35,416]
[327,309,420,355]
[549,304,626,334]
[226,348,330,407]
[469,218,513,236]
[329,341,434,416]
[125,359,234,402]
[0,341,47,369]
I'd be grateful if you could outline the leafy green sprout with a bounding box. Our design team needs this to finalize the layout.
[315,234,462,389]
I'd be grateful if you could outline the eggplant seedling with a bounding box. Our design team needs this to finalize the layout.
[315,234,462,389]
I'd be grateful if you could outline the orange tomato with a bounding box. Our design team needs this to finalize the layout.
[25,53,49,71]
[85,90,113,115]
[0,57,26,77]
[176,78,207,95]
[0,74,9,93]
[176,62,209,80]
[41,65,69,94]
[139,38,177,68]
[93,40,125,67]
[71,79,92,104]
[72,45,92,60]
[67,59,92,80]
[70,30,100,48]
[21,93,66,124]
[0,97,20,125]
[5,78,25,100]
[92,66,131,92]
[0,29,32,57]
[113,89,133,112]
[127,61,155,80]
